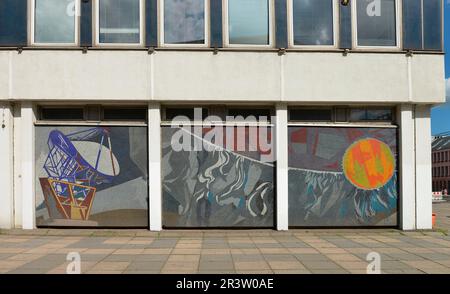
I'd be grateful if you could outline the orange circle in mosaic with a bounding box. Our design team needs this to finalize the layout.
[342,138,395,190]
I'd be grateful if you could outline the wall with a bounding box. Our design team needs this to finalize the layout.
[0,50,445,104]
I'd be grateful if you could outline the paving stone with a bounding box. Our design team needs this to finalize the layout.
[126,261,165,271]
[301,261,343,270]
[294,254,331,262]
[199,261,234,270]
[232,254,265,262]
[310,269,350,274]
[135,254,169,262]
[123,270,161,274]
[273,269,311,274]
[234,261,270,271]
[103,254,138,262]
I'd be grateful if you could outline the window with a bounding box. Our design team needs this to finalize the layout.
[96,0,144,45]
[32,0,78,45]
[354,0,399,47]
[164,107,209,121]
[288,107,394,123]
[103,108,147,121]
[227,108,273,120]
[39,106,148,122]
[348,108,393,122]
[289,108,333,122]
[39,107,84,121]
[161,0,208,46]
[225,0,272,46]
[289,0,336,47]
[404,0,443,51]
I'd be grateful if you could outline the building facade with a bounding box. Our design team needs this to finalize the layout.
[0,0,445,231]
[432,136,450,193]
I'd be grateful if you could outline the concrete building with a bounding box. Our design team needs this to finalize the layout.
[432,136,450,193]
[0,0,445,231]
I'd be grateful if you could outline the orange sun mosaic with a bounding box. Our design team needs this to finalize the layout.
[342,138,395,190]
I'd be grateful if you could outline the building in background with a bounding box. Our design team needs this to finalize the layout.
[432,135,450,193]
[0,0,445,231]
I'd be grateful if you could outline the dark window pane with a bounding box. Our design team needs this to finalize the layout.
[228,0,269,45]
[335,108,348,122]
[349,109,393,121]
[165,108,208,121]
[99,0,141,44]
[423,0,442,50]
[289,109,332,121]
[357,0,397,46]
[164,0,205,44]
[228,108,272,120]
[292,0,334,46]
[103,108,147,121]
[402,0,422,49]
[40,108,84,120]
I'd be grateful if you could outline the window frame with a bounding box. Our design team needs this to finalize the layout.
[223,0,275,49]
[30,0,80,46]
[94,0,146,47]
[352,0,402,50]
[159,0,210,48]
[287,0,339,49]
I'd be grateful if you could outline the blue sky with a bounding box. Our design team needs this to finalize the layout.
[431,1,450,135]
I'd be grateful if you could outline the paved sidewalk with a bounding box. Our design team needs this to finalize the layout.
[1,201,449,274]
[1,228,450,274]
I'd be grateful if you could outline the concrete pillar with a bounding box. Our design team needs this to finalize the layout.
[13,105,22,228]
[148,103,162,231]
[0,103,14,229]
[21,102,36,230]
[398,104,416,230]
[275,103,288,230]
[415,105,432,230]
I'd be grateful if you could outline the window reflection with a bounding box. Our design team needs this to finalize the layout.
[423,0,442,50]
[292,0,334,46]
[349,109,393,121]
[99,0,141,44]
[35,0,76,43]
[356,0,397,47]
[228,0,270,45]
[164,0,205,45]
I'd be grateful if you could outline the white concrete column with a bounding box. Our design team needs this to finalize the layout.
[21,102,36,230]
[0,103,14,229]
[398,104,416,230]
[13,105,23,228]
[275,103,289,231]
[415,105,432,230]
[148,103,162,231]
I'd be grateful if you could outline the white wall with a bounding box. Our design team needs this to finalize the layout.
[0,103,13,229]
[0,50,445,104]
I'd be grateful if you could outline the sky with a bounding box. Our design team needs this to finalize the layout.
[431,1,450,135]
